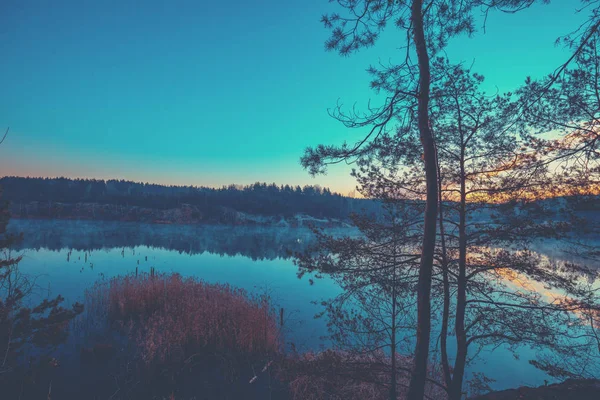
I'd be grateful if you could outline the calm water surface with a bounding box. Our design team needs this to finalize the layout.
[8,218,596,393]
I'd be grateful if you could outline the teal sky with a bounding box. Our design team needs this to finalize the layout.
[0,0,589,194]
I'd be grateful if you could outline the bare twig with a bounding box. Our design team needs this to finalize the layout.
[0,127,9,145]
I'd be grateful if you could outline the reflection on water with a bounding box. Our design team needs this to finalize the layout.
[8,219,349,352]
[10,219,352,260]
[6,219,599,392]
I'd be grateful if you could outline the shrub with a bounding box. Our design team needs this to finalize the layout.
[280,350,446,400]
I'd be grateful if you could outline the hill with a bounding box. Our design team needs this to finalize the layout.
[0,176,381,225]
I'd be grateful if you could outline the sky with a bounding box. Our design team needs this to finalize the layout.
[0,0,591,195]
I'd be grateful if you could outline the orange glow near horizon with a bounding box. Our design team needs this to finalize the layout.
[0,172,359,197]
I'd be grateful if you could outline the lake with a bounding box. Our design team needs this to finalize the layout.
[7,218,596,393]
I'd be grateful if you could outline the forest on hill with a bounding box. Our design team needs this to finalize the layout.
[0,176,382,224]
[2,177,598,226]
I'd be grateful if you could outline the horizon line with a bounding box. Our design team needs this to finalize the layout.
[0,174,359,197]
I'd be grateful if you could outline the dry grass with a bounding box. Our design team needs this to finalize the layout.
[280,350,447,400]
[74,272,283,398]
[85,272,280,366]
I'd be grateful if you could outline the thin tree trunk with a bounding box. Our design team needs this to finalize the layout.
[436,142,452,390]
[449,140,468,400]
[390,216,398,400]
[407,0,438,398]
[390,266,398,400]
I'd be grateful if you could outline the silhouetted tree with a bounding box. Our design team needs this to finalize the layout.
[303,2,551,397]
[509,17,600,382]
[302,55,600,399]
[0,138,83,395]
[430,60,600,399]
[388,60,599,398]
[297,200,426,399]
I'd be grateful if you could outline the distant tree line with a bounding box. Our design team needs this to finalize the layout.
[0,177,381,221]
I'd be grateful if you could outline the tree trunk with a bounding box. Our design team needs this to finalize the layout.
[390,273,398,400]
[390,223,398,400]
[407,0,438,398]
[449,142,468,400]
[436,142,452,390]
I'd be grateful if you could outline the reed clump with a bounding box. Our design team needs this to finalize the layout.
[80,272,281,398]
[88,272,280,364]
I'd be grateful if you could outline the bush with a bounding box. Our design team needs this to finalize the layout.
[279,350,446,400]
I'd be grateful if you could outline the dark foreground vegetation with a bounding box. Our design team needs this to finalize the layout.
[0,185,84,396]
[1,269,282,399]
[0,267,442,399]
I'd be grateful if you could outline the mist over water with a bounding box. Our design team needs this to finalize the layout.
[7,219,598,392]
